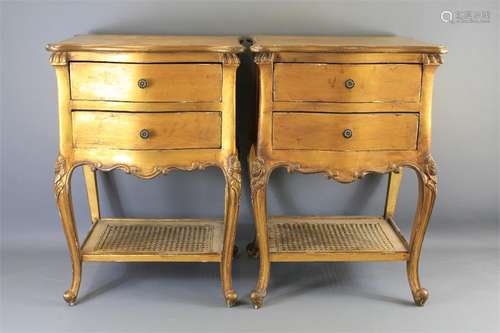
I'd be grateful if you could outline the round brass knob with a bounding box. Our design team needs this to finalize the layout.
[343,128,353,139]
[139,129,151,139]
[345,79,355,89]
[137,79,149,89]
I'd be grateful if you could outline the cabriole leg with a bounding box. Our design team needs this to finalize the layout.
[54,155,81,306]
[220,155,241,307]
[407,158,437,306]
[248,150,270,309]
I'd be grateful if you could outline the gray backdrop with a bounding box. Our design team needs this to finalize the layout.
[1,1,498,333]
[2,0,497,239]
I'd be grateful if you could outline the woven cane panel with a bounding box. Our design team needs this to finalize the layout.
[95,224,215,253]
[269,221,395,252]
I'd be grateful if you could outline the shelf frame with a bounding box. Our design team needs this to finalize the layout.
[81,218,224,263]
[267,215,409,262]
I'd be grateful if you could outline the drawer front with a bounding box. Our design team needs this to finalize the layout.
[274,64,421,103]
[70,63,222,102]
[73,111,221,150]
[273,112,418,151]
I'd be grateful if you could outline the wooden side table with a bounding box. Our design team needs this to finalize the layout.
[247,36,446,309]
[47,35,244,306]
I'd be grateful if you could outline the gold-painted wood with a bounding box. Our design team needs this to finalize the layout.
[82,165,100,224]
[72,111,222,150]
[384,168,403,219]
[220,155,241,306]
[68,51,224,63]
[54,155,81,306]
[71,100,222,112]
[70,62,222,102]
[268,216,409,261]
[47,34,245,53]
[407,155,437,306]
[272,112,418,151]
[49,35,242,306]
[250,35,447,54]
[275,52,424,63]
[249,35,444,309]
[272,101,419,113]
[248,147,270,309]
[81,218,224,262]
[274,63,422,103]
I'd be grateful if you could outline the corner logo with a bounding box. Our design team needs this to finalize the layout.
[441,10,491,23]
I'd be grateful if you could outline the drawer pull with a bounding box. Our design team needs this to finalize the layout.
[342,128,353,139]
[137,78,149,89]
[139,129,151,139]
[344,79,355,89]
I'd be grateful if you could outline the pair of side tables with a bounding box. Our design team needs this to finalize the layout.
[47,35,446,308]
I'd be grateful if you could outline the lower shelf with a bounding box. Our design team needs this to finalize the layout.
[268,216,409,262]
[81,218,224,262]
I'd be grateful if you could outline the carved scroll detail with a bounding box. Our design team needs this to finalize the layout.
[49,52,68,66]
[422,54,443,65]
[422,154,438,190]
[81,161,217,179]
[254,52,274,64]
[249,157,267,198]
[274,162,402,184]
[225,155,242,193]
[54,154,67,199]
[222,53,240,65]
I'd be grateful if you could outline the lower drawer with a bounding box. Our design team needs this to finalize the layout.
[73,111,221,150]
[273,112,418,151]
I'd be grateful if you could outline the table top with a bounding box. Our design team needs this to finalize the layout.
[47,34,245,53]
[250,35,447,53]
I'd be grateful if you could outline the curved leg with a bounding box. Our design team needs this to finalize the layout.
[54,155,81,305]
[406,157,437,306]
[248,150,270,309]
[220,155,241,307]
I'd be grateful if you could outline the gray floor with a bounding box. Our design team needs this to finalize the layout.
[1,223,499,333]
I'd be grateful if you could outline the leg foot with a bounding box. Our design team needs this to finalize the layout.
[412,288,429,306]
[224,289,239,307]
[250,289,266,309]
[63,290,77,306]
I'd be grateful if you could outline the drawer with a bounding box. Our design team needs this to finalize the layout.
[274,64,421,103]
[273,112,418,151]
[70,63,222,102]
[73,111,221,150]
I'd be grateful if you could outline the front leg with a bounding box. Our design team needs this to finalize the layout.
[248,149,271,309]
[54,155,81,305]
[220,155,241,307]
[407,156,437,306]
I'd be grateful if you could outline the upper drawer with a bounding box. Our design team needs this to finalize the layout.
[273,112,418,151]
[73,111,221,150]
[70,63,222,102]
[274,64,421,103]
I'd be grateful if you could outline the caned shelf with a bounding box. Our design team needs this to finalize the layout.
[81,218,224,262]
[268,216,409,262]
